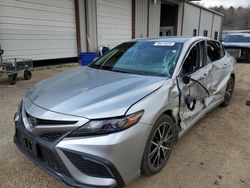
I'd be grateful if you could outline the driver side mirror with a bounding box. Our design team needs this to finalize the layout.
[182,75,191,84]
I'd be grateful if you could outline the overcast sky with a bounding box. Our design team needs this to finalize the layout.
[194,0,250,8]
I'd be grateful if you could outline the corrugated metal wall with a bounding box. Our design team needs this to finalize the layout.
[135,0,148,38]
[148,1,161,37]
[0,0,77,60]
[182,2,222,39]
[85,0,97,51]
[96,0,132,49]
[199,9,213,37]
[211,14,222,39]
[176,1,183,36]
[78,0,87,52]
[182,3,200,36]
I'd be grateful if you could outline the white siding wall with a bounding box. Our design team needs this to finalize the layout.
[212,14,222,40]
[182,3,200,36]
[177,2,183,36]
[85,0,98,51]
[135,0,148,38]
[96,0,132,49]
[199,9,213,37]
[148,1,161,37]
[0,0,77,60]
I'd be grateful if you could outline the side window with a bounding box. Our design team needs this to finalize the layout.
[214,31,218,40]
[182,42,205,75]
[193,29,197,36]
[203,30,208,37]
[207,41,221,62]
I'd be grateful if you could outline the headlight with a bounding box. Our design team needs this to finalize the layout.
[68,110,144,137]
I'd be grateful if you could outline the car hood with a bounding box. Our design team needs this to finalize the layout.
[27,66,166,119]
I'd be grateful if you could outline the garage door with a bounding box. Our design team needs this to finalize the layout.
[0,0,77,60]
[96,0,132,49]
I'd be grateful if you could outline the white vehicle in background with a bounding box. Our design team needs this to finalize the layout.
[222,33,250,62]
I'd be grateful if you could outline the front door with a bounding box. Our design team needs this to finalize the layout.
[177,41,212,128]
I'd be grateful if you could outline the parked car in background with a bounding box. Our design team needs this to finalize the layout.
[222,33,250,62]
[14,37,236,188]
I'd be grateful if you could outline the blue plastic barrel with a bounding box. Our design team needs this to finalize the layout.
[79,52,98,66]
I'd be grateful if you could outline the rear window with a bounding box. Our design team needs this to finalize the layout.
[224,35,250,43]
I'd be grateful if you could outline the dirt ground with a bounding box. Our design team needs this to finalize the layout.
[0,64,249,188]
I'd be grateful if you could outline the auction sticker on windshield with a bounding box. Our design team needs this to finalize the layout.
[153,42,175,46]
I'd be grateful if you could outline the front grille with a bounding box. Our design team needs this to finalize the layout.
[63,150,113,178]
[40,132,66,142]
[26,112,77,126]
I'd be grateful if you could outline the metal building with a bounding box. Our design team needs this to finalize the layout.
[0,0,223,61]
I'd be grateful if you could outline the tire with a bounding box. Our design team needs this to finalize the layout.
[221,76,235,107]
[8,74,17,85]
[141,114,176,175]
[24,70,32,80]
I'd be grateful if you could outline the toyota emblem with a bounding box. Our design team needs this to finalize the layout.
[28,116,37,127]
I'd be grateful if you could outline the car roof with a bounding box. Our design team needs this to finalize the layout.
[228,33,250,36]
[131,36,208,43]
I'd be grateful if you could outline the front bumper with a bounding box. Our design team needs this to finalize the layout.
[13,100,152,187]
[14,121,123,187]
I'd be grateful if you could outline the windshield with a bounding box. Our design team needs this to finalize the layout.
[89,41,183,77]
[224,35,250,43]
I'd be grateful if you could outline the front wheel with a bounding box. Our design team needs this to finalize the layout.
[221,76,235,107]
[141,114,176,175]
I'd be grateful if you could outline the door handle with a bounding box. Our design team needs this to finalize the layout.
[223,64,227,68]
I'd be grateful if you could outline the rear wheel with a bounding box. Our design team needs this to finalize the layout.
[141,114,176,175]
[8,74,17,85]
[221,76,235,107]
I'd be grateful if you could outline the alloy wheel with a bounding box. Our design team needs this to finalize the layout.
[148,122,173,169]
[224,78,234,104]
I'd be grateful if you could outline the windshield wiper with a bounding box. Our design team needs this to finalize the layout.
[112,69,130,74]
[89,64,101,69]
[112,69,148,75]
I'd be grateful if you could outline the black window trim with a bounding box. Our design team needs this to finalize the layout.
[206,40,226,62]
[179,39,207,76]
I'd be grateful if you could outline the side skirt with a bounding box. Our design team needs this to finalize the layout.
[178,98,224,138]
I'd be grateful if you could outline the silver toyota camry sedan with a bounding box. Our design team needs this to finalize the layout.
[14,37,236,187]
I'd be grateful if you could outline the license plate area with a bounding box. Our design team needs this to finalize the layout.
[22,134,38,157]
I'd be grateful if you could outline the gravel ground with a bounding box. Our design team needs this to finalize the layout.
[0,64,249,188]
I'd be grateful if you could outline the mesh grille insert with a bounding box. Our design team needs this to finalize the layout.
[63,150,113,178]
[39,146,62,172]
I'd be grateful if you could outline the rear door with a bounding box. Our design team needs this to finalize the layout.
[207,40,230,101]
